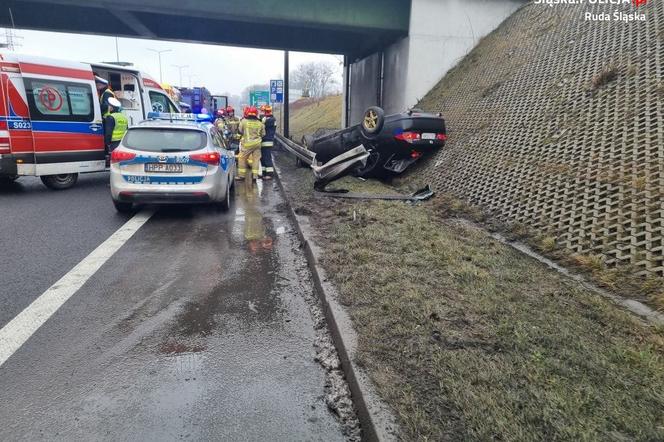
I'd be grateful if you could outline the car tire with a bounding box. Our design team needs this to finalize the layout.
[113,200,133,213]
[40,173,78,190]
[0,175,19,185]
[360,106,385,138]
[218,182,231,211]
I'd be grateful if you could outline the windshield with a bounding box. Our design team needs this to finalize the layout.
[123,128,207,152]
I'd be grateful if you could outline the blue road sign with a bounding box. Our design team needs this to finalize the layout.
[270,80,284,103]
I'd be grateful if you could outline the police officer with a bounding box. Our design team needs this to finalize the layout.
[104,97,128,164]
[261,105,276,180]
[95,75,115,117]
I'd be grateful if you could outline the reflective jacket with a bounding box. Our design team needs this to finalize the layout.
[226,116,241,140]
[239,117,265,149]
[104,112,128,145]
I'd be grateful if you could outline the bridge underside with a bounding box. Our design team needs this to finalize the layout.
[1,0,410,59]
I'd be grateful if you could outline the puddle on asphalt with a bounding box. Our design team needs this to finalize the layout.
[166,185,284,339]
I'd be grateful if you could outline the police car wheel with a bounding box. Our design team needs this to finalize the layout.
[218,183,231,211]
[40,173,78,190]
[113,200,133,213]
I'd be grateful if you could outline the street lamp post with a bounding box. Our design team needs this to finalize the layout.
[147,48,172,83]
[172,64,188,88]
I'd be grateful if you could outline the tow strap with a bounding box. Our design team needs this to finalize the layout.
[314,184,435,202]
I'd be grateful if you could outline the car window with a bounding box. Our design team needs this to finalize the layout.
[210,129,221,148]
[25,78,94,122]
[210,128,226,148]
[149,91,177,113]
[123,128,207,152]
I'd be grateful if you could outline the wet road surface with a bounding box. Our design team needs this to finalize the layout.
[0,174,131,329]
[0,177,348,441]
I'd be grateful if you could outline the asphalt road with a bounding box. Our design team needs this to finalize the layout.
[0,174,347,441]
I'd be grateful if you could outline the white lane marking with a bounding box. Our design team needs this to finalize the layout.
[0,209,155,368]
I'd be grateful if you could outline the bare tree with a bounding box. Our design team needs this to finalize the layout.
[291,61,338,100]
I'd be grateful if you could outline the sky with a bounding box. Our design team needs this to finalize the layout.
[6,29,343,96]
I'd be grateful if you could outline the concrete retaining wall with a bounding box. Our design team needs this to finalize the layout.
[345,0,523,124]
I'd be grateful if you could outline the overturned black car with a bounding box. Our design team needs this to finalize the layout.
[306,106,446,177]
[277,107,446,189]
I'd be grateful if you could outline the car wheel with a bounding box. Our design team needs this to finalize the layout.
[40,173,78,190]
[113,200,133,213]
[360,106,385,138]
[219,182,231,211]
[0,175,19,185]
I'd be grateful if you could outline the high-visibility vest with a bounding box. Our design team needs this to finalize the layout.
[110,112,128,142]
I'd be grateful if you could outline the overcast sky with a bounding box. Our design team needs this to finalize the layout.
[8,29,343,96]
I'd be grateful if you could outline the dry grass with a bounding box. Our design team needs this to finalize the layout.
[289,95,342,142]
[590,65,619,90]
[275,153,664,441]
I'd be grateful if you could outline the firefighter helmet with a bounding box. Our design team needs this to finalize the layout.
[263,105,273,116]
[244,106,258,118]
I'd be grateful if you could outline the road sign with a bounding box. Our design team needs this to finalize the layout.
[250,90,270,107]
[270,80,284,103]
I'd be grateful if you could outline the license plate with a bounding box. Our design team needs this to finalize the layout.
[145,163,183,173]
[422,133,436,140]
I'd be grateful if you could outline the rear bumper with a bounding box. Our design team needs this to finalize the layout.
[116,191,211,204]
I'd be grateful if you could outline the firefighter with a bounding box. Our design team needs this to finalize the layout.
[103,97,128,164]
[95,75,116,117]
[261,105,277,180]
[225,106,241,152]
[214,108,226,132]
[237,106,265,188]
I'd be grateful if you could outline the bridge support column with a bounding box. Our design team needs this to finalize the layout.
[346,0,523,125]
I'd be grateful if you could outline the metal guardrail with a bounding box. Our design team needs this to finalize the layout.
[275,134,315,166]
[275,133,369,185]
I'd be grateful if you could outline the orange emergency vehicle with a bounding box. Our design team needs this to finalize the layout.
[0,53,180,189]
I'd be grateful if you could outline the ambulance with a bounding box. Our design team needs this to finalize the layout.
[0,53,181,189]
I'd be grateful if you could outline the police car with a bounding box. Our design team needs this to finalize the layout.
[110,113,236,212]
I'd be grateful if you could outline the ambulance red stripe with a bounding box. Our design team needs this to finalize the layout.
[19,63,94,81]
[33,133,102,151]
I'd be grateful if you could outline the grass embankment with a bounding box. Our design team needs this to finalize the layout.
[275,153,664,441]
[289,95,342,142]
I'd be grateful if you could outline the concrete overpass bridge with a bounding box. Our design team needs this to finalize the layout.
[1,0,524,129]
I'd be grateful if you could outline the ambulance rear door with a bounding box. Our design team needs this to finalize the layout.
[0,58,36,176]
[18,58,105,175]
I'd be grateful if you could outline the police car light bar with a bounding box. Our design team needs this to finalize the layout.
[146,112,214,123]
